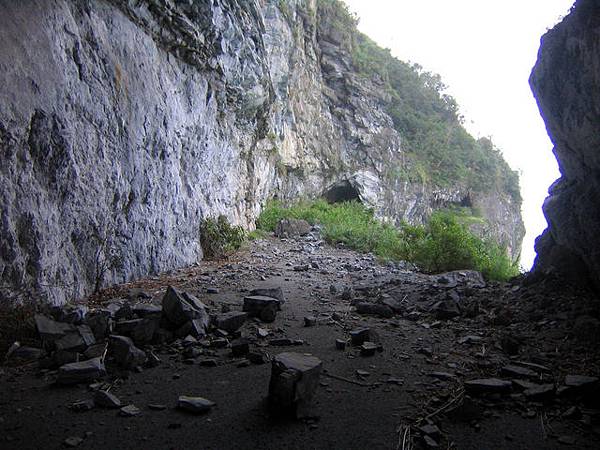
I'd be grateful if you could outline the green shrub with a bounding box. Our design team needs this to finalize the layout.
[200,215,246,260]
[256,200,519,281]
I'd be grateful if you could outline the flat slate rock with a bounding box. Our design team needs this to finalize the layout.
[524,383,555,401]
[564,375,599,387]
[177,396,215,414]
[355,303,393,319]
[57,357,106,385]
[249,287,285,306]
[119,404,141,417]
[94,390,122,409]
[35,314,73,341]
[464,378,512,395]
[501,365,539,381]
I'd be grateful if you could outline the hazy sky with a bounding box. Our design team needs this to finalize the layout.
[341,0,575,269]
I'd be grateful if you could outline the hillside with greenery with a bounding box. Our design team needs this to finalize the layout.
[318,0,521,203]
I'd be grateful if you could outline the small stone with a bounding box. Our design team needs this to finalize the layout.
[148,404,167,411]
[206,287,219,294]
[68,399,95,412]
[177,396,215,414]
[360,342,378,357]
[431,300,460,320]
[109,335,147,369]
[64,436,84,447]
[524,384,555,401]
[57,357,107,385]
[249,287,285,307]
[257,328,270,338]
[356,369,370,377]
[119,405,141,417]
[94,390,121,409]
[501,365,539,381]
[210,338,229,348]
[215,312,247,333]
[304,316,317,327]
[274,218,311,238]
[335,339,346,350]
[269,352,322,418]
[243,295,281,317]
[464,378,512,395]
[350,328,370,346]
[564,374,598,389]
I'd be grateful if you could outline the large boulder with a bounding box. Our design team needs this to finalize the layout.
[162,286,210,334]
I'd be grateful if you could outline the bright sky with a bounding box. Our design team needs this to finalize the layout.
[341,0,575,270]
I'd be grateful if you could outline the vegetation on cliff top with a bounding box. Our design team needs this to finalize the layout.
[317,0,521,204]
[257,200,519,281]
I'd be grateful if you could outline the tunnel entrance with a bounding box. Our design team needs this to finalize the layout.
[322,180,361,204]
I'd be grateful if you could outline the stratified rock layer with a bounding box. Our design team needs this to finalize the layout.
[530,0,600,289]
[0,0,523,304]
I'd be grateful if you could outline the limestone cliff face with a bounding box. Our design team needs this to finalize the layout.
[0,0,523,304]
[530,0,600,289]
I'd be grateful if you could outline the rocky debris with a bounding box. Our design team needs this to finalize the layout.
[119,405,141,417]
[215,312,247,333]
[249,287,285,307]
[64,436,84,447]
[359,342,378,356]
[177,396,216,414]
[231,339,250,357]
[431,300,460,320]
[523,383,555,401]
[109,335,147,369]
[34,314,73,342]
[335,339,346,350]
[243,295,280,319]
[350,328,371,346]
[269,352,322,418]
[274,218,311,238]
[501,365,539,381]
[162,286,209,333]
[94,390,122,409]
[355,303,393,319]
[4,343,45,363]
[56,357,106,385]
[464,378,512,395]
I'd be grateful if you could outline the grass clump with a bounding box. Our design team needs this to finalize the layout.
[200,215,246,260]
[257,200,519,281]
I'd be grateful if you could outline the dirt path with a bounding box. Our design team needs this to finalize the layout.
[1,233,599,449]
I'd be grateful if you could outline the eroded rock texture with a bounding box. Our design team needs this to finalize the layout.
[0,0,523,303]
[530,0,600,289]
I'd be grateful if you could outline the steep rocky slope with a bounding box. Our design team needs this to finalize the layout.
[0,0,523,304]
[530,0,600,290]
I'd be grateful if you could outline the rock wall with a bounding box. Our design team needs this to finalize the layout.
[530,0,600,289]
[0,0,523,304]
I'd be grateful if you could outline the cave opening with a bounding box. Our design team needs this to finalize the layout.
[322,180,361,204]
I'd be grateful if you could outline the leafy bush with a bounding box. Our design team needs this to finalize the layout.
[257,200,519,281]
[200,215,246,260]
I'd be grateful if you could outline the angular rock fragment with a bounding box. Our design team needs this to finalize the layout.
[57,357,106,385]
[501,365,539,381]
[355,303,393,318]
[431,300,460,320]
[464,378,512,395]
[215,311,247,333]
[248,350,270,365]
[177,396,215,414]
[94,390,122,409]
[524,383,555,401]
[335,339,346,350]
[64,437,84,447]
[119,404,141,417]
[55,332,87,352]
[85,311,110,341]
[249,287,285,307]
[5,344,45,362]
[131,318,159,344]
[109,335,147,369]
[260,304,277,323]
[269,352,322,418]
[360,342,378,356]
[132,303,162,318]
[243,295,280,317]
[162,286,209,332]
[35,314,73,342]
[304,316,317,327]
[350,328,370,346]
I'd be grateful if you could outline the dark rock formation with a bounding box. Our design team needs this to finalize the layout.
[0,0,524,304]
[530,0,600,289]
